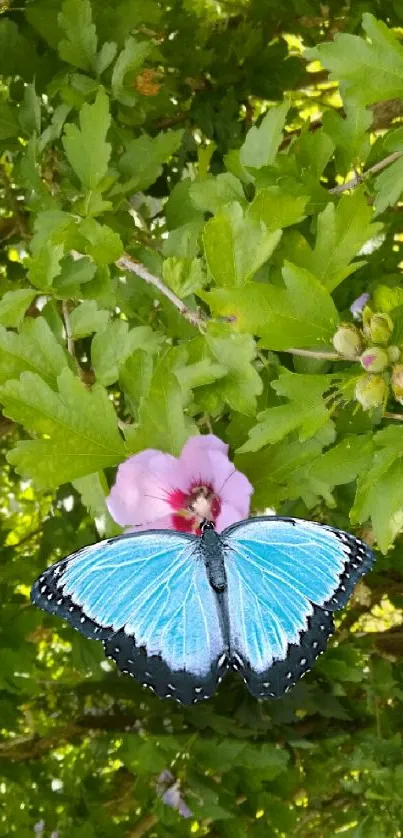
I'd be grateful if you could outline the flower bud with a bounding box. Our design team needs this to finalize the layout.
[388,345,401,363]
[355,374,388,410]
[391,364,403,405]
[360,346,389,373]
[332,323,363,357]
[362,305,373,339]
[367,312,393,344]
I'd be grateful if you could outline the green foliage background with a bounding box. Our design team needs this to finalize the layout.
[2,1,403,835]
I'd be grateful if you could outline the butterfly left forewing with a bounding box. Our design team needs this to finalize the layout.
[31,531,227,704]
[221,516,374,699]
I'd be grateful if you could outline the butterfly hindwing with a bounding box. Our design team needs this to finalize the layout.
[221,516,374,699]
[31,530,227,704]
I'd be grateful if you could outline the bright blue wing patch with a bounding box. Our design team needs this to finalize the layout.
[31,531,227,704]
[221,517,374,699]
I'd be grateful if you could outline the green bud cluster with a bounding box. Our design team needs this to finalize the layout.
[332,291,403,411]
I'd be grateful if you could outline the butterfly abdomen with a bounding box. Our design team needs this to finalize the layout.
[201,527,227,593]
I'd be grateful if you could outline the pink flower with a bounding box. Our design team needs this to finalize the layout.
[106,435,253,534]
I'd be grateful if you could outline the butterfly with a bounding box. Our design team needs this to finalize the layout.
[31,516,374,705]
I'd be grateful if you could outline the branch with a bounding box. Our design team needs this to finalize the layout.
[116,253,207,330]
[328,150,403,194]
[62,300,75,357]
[114,148,403,340]
[0,712,140,762]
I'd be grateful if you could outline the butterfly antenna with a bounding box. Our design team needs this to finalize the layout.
[143,492,171,503]
[216,467,237,497]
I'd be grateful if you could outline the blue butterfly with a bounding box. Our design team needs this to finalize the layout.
[31,516,374,704]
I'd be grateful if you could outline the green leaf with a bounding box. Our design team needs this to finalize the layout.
[204,262,339,350]
[240,101,289,169]
[95,41,117,77]
[374,154,403,214]
[29,209,73,253]
[79,217,123,264]
[306,14,403,107]
[289,190,382,292]
[18,82,41,136]
[175,357,226,392]
[0,18,38,78]
[53,255,97,298]
[125,352,196,455]
[27,241,64,290]
[111,37,151,104]
[236,436,325,508]
[92,322,162,386]
[62,90,111,190]
[165,178,204,230]
[120,737,167,775]
[0,290,36,328]
[195,740,246,773]
[294,130,335,179]
[2,368,126,489]
[162,257,206,299]
[322,101,372,177]
[70,301,110,339]
[204,323,262,415]
[91,320,130,385]
[170,342,227,397]
[163,220,203,259]
[203,202,281,286]
[72,472,120,536]
[189,173,246,214]
[242,743,289,777]
[117,130,183,193]
[238,371,337,452]
[308,435,374,485]
[0,102,19,140]
[351,426,403,552]
[58,0,97,72]
[247,187,308,231]
[0,318,68,387]
[119,351,154,417]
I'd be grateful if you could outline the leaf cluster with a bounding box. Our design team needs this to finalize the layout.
[2,1,403,836]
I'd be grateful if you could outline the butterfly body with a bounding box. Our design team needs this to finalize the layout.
[200,522,227,592]
[31,516,374,704]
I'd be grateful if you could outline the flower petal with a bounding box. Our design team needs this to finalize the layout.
[219,468,253,518]
[180,445,231,492]
[124,515,176,533]
[180,434,228,459]
[106,450,187,526]
[216,502,245,532]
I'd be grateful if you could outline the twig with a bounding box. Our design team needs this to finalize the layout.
[116,253,207,330]
[328,150,403,194]
[286,347,357,361]
[62,301,75,357]
[114,258,360,363]
[126,815,158,838]
[384,411,403,421]
[7,527,42,549]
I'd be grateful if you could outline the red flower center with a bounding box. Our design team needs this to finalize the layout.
[168,482,221,534]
